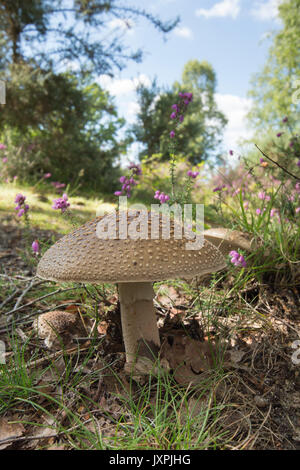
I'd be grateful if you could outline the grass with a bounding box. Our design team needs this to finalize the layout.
[1,269,297,450]
[0,322,236,450]
[0,181,115,233]
[0,180,299,450]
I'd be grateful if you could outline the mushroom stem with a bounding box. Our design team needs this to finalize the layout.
[118,282,160,372]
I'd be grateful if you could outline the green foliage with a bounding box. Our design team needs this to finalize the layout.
[0,68,125,190]
[0,0,179,190]
[128,60,227,165]
[0,0,179,73]
[248,0,300,129]
[209,131,300,286]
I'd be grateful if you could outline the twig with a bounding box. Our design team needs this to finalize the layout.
[4,286,82,316]
[0,406,125,446]
[13,279,45,310]
[0,274,33,281]
[0,288,20,310]
[0,303,88,334]
[255,144,300,180]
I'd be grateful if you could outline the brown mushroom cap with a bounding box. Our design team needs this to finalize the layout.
[37,211,227,283]
[32,310,83,349]
[204,227,253,256]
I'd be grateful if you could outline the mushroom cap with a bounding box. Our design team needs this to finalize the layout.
[37,211,227,283]
[32,310,84,349]
[204,227,253,256]
[32,310,80,338]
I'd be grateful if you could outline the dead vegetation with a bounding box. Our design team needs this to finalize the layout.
[0,218,300,450]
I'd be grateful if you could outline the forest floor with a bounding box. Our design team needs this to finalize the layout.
[0,189,300,450]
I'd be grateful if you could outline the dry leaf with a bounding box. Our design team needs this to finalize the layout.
[0,417,25,449]
[161,334,216,385]
[97,321,108,335]
[228,349,246,364]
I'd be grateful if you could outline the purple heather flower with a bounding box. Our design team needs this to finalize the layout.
[15,193,26,205]
[114,191,123,196]
[170,130,175,138]
[258,191,271,201]
[51,182,66,190]
[44,173,51,179]
[32,240,39,254]
[2,157,8,163]
[160,193,170,204]
[170,112,177,119]
[179,115,184,123]
[229,150,234,156]
[296,207,300,214]
[0,144,7,150]
[154,191,170,204]
[282,117,288,123]
[52,193,70,213]
[128,163,142,175]
[17,204,29,217]
[119,176,126,183]
[270,208,277,217]
[297,160,300,167]
[289,141,294,148]
[256,208,262,215]
[243,201,249,210]
[129,177,137,186]
[276,132,283,137]
[171,104,178,111]
[213,185,226,192]
[229,250,247,268]
[187,170,199,179]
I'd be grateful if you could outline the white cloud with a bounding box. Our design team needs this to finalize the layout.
[251,0,281,21]
[196,0,241,19]
[107,18,135,35]
[97,74,151,97]
[173,26,193,39]
[215,93,253,150]
[127,101,141,123]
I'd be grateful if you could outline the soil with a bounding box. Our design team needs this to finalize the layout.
[0,215,299,450]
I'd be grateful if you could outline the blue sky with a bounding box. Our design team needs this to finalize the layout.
[96,0,281,161]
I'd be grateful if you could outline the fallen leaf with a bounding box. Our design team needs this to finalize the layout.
[65,304,79,313]
[97,321,108,335]
[0,417,25,449]
[228,350,246,364]
[161,334,216,385]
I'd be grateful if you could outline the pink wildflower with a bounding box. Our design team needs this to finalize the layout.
[32,240,39,254]
[52,193,70,213]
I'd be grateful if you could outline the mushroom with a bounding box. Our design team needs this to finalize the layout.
[204,227,254,256]
[36,210,226,375]
[32,310,84,350]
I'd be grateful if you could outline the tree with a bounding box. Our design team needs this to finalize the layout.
[1,71,127,191]
[0,0,179,74]
[129,60,227,165]
[248,0,300,129]
[0,1,179,188]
